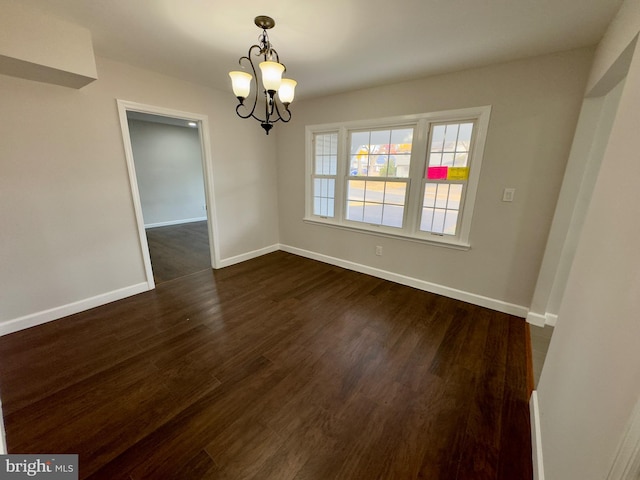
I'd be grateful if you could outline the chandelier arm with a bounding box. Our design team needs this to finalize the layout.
[271,100,292,124]
[269,48,280,64]
[234,47,263,121]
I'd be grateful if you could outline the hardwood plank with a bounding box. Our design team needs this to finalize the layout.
[454,311,510,480]
[0,251,533,479]
[497,318,534,480]
[145,220,211,284]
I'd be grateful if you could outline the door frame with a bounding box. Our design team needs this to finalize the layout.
[116,99,221,289]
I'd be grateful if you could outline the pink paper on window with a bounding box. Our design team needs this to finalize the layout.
[427,166,448,179]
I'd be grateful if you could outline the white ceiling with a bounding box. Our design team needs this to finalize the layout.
[19,0,623,99]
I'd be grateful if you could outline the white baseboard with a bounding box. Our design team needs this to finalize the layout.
[0,244,277,336]
[530,390,545,480]
[218,244,280,268]
[144,217,207,229]
[545,313,558,327]
[527,311,558,327]
[1,243,532,337]
[279,244,528,318]
[527,311,547,327]
[0,282,150,336]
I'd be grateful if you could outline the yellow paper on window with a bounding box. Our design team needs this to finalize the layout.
[447,167,469,180]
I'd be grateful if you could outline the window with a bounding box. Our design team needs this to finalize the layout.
[420,122,473,236]
[312,132,338,217]
[346,128,413,228]
[305,106,491,248]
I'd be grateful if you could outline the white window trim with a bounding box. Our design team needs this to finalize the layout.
[304,106,491,249]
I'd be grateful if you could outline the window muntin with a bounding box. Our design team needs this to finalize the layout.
[305,107,490,248]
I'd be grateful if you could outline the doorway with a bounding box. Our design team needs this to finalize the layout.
[117,100,220,289]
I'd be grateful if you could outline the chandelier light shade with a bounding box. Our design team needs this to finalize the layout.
[278,78,297,104]
[258,61,284,92]
[229,71,252,99]
[229,15,296,135]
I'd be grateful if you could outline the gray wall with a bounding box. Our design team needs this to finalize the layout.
[127,119,206,227]
[276,48,594,310]
[0,55,279,325]
[537,0,640,477]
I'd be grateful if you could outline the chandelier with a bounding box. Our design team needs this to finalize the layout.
[229,16,297,135]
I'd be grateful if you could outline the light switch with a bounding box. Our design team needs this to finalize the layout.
[503,188,515,202]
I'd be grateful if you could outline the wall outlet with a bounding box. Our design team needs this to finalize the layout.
[375,246,383,256]
[502,188,515,202]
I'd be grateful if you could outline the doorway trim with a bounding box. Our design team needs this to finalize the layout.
[116,99,221,289]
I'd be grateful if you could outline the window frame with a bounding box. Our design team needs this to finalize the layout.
[304,106,491,249]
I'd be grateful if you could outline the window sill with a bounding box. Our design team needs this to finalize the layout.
[302,217,471,251]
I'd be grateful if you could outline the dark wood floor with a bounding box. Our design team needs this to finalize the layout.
[145,220,211,284]
[0,252,532,479]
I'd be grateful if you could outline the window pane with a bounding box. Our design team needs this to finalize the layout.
[347,201,364,222]
[328,155,337,175]
[453,152,468,167]
[350,154,368,176]
[327,199,335,217]
[435,184,449,208]
[382,204,404,228]
[390,128,413,146]
[348,180,365,201]
[313,197,321,215]
[394,153,411,178]
[384,182,406,205]
[372,153,388,177]
[328,179,335,197]
[421,207,434,231]
[364,181,385,203]
[431,125,445,152]
[447,184,463,209]
[429,153,442,167]
[351,131,370,154]
[423,184,437,208]
[363,202,383,224]
[388,129,412,178]
[432,208,446,233]
[457,123,473,151]
[369,130,391,150]
[443,124,459,151]
[441,153,455,167]
[443,210,459,235]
